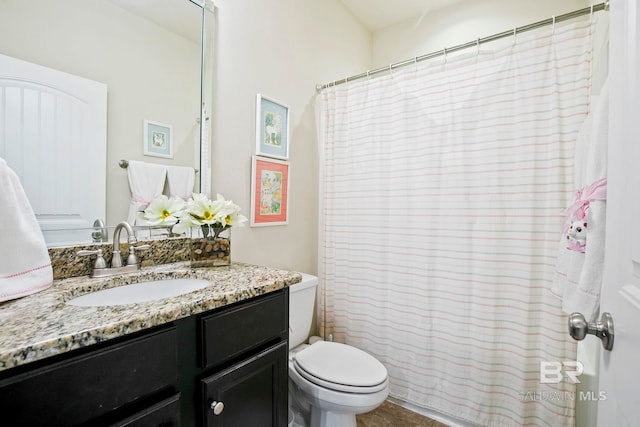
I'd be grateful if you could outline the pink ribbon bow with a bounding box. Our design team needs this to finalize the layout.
[131,193,155,208]
[562,177,607,233]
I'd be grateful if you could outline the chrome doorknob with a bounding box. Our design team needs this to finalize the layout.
[568,312,614,351]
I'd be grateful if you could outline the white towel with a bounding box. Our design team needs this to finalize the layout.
[0,158,53,302]
[166,165,195,200]
[126,160,167,225]
[551,79,609,322]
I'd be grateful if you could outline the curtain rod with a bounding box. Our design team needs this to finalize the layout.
[316,1,608,92]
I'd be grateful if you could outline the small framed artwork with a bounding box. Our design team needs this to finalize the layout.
[255,94,289,160]
[250,155,290,226]
[143,120,173,159]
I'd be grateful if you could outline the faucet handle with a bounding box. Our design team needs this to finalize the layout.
[77,249,107,269]
[126,244,150,266]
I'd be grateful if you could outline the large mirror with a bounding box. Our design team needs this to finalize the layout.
[0,0,213,246]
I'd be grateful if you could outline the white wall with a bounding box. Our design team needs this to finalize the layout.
[210,0,370,274]
[2,0,596,278]
[372,0,589,68]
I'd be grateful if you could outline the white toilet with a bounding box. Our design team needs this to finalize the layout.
[288,274,389,427]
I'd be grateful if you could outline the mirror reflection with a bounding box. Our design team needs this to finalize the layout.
[0,0,212,246]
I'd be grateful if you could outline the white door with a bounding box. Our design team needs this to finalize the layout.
[0,53,107,243]
[596,0,640,425]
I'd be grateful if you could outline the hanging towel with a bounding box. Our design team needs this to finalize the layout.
[0,158,53,302]
[551,79,609,322]
[166,165,195,201]
[126,160,167,225]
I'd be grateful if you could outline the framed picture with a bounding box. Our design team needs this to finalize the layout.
[255,94,289,160]
[250,155,290,226]
[143,120,173,159]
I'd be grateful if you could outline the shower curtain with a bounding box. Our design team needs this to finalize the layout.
[317,21,593,427]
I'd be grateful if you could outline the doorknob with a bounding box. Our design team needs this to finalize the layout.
[568,312,614,351]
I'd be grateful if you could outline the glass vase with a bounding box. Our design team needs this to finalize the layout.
[189,226,231,268]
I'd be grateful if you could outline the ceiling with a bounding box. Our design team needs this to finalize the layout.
[340,0,464,32]
[107,0,203,42]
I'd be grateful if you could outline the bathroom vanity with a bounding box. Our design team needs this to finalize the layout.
[0,262,298,427]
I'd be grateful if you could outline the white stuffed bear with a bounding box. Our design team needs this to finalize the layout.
[566,221,587,253]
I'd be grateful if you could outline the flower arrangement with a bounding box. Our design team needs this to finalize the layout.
[140,193,247,267]
[140,192,247,237]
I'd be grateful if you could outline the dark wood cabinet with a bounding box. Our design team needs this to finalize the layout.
[0,288,289,427]
[0,326,178,427]
[201,342,288,427]
[110,393,182,427]
[200,290,288,370]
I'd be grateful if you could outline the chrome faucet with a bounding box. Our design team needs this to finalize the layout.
[112,221,136,268]
[77,221,149,277]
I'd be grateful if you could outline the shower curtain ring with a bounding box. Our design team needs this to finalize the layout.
[443,47,447,63]
[512,27,517,45]
[551,15,556,34]
[476,38,481,55]
[590,3,594,21]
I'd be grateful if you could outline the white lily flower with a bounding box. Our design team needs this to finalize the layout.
[138,195,185,226]
[187,192,219,225]
[141,192,247,237]
[171,213,195,235]
[216,195,248,227]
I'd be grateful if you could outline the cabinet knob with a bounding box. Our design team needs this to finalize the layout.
[210,400,224,415]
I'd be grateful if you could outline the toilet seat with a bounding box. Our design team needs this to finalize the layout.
[293,341,388,394]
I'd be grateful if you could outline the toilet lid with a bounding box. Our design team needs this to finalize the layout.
[293,341,387,392]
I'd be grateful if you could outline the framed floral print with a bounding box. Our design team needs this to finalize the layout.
[250,155,290,226]
[143,120,173,159]
[255,94,289,160]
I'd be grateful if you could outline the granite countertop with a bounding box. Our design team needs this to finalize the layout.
[0,262,301,372]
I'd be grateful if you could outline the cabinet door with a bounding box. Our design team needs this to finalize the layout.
[201,342,288,427]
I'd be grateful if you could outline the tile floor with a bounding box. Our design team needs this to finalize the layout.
[356,401,448,427]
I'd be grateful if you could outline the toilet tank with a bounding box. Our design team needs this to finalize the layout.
[289,273,318,348]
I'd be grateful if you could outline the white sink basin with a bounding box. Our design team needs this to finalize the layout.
[66,278,211,307]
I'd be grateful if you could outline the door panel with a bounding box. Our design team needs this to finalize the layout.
[597,0,640,424]
[0,53,107,239]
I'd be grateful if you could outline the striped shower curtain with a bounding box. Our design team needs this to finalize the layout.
[317,21,593,427]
